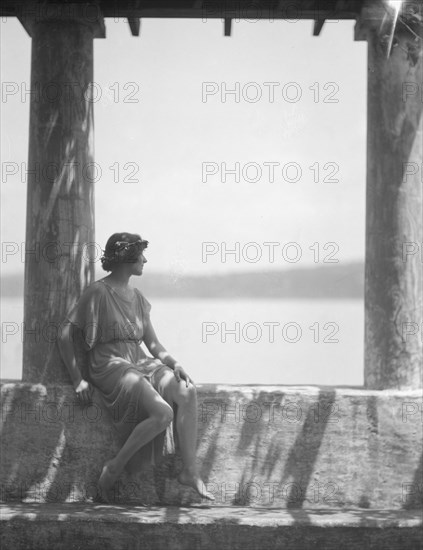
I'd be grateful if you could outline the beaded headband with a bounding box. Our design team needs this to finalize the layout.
[101,238,148,263]
[113,239,148,252]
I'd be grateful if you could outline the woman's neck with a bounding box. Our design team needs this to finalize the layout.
[105,269,132,288]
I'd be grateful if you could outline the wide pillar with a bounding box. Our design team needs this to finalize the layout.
[22,6,104,384]
[358,3,422,389]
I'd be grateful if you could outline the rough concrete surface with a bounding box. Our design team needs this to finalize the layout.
[1,383,422,509]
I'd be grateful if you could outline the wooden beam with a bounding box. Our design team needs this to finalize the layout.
[17,15,33,36]
[224,18,231,36]
[313,19,325,36]
[16,4,105,38]
[313,0,342,35]
[127,17,141,36]
[2,1,364,22]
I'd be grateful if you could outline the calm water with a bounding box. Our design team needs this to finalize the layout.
[1,297,364,386]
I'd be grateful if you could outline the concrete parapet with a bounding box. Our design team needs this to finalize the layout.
[1,383,422,509]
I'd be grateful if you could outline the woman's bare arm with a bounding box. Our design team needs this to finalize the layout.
[143,318,193,386]
[58,322,92,402]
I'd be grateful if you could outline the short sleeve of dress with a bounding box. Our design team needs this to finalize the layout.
[64,283,105,350]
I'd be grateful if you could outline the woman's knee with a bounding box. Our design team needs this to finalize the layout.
[151,402,174,430]
[181,378,196,394]
[121,371,143,390]
[173,378,197,405]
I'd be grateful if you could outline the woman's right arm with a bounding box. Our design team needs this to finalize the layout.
[58,323,92,403]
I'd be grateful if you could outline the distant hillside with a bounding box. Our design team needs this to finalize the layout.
[1,262,364,299]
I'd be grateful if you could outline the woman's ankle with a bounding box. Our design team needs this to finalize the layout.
[180,466,199,478]
[106,459,122,476]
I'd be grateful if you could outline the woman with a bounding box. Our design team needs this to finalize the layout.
[58,232,214,502]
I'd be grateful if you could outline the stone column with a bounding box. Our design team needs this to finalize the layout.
[358,4,422,389]
[22,5,104,383]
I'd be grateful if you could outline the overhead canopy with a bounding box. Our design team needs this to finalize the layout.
[1,0,366,37]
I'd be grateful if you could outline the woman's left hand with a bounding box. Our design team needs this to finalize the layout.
[173,366,193,387]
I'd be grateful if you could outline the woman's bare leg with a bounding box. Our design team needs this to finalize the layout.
[98,374,173,500]
[159,370,214,500]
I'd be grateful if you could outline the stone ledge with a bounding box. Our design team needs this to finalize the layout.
[1,383,422,508]
[0,504,422,550]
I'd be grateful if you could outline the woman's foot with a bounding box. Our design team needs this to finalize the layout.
[178,469,215,501]
[98,461,120,503]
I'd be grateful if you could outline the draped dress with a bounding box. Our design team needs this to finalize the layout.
[64,279,176,468]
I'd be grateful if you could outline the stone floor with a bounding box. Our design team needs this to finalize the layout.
[1,503,422,549]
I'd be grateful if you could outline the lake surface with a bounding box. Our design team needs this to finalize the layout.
[1,297,364,386]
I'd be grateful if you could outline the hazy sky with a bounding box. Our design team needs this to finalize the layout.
[1,16,367,277]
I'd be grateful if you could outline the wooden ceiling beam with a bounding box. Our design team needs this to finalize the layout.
[224,18,232,36]
[127,17,141,36]
[1,0,365,26]
[313,19,325,35]
[312,0,340,36]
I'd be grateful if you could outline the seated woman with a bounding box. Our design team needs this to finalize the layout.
[58,232,214,502]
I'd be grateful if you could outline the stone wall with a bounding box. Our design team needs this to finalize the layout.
[1,383,422,508]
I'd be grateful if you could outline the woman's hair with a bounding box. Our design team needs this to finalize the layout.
[100,232,148,272]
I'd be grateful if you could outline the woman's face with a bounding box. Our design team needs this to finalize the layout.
[131,250,147,276]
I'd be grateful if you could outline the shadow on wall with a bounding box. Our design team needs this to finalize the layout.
[0,383,422,512]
